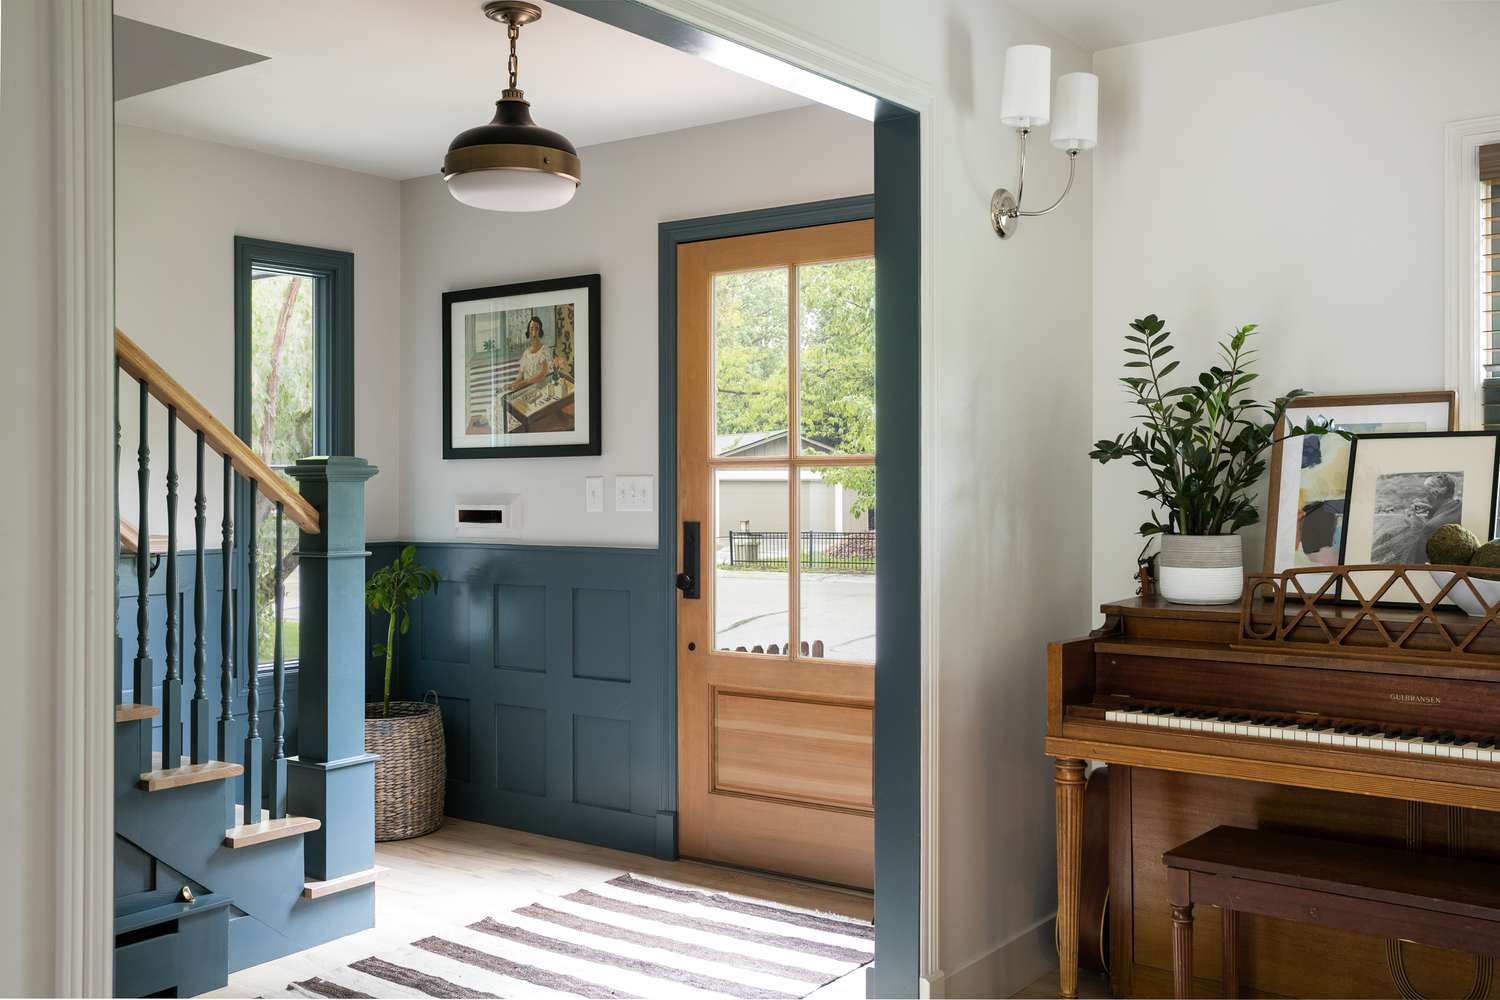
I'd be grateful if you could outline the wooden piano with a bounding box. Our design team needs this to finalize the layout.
[1049,595,1500,999]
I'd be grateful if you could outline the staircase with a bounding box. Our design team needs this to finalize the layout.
[113,329,380,996]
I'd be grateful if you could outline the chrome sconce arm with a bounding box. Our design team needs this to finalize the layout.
[990,127,1079,240]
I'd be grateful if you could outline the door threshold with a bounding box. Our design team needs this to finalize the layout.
[677,855,874,899]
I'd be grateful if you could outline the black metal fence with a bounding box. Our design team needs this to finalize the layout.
[727,530,876,569]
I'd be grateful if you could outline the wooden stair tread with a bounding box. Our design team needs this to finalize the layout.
[139,754,242,791]
[116,703,159,722]
[303,865,386,899]
[224,804,321,848]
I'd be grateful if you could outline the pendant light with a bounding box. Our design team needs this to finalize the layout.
[443,1,581,212]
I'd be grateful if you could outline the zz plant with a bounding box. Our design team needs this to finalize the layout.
[365,545,440,718]
[1090,315,1343,538]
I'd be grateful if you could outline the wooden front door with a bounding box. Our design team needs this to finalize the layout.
[675,220,876,889]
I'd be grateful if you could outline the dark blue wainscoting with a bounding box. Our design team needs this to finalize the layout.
[369,542,672,858]
[116,551,297,809]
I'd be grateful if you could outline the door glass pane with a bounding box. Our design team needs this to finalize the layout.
[799,466,876,663]
[249,269,315,665]
[714,267,789,457]
[798,258,875,456]
[715,467,789,655]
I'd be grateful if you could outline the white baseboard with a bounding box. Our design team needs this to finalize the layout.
[927,913,1057,999]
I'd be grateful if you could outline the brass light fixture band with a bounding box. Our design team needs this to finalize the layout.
[442,143,581,183]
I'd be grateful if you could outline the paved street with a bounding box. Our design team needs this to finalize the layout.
[714,568,875,662]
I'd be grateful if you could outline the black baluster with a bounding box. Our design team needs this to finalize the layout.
[242,492,262,819]
[217,460,235,766]
[134,382,153,712]
[162,410,181,767]
[190,430,210,763]
[270,502,287,819]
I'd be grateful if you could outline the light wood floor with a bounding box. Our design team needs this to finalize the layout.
[209,817,873,999]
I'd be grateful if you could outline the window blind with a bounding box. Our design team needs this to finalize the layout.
[1482,143,1500,428]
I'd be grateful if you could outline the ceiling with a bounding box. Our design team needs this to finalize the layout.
[114,0,810,181]
[1006,0,1338,52]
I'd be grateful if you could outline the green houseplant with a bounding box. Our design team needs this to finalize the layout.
[1091,315,1340,604]
[364,545,445,840]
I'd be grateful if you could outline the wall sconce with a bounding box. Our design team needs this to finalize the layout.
[990,45,1098,240]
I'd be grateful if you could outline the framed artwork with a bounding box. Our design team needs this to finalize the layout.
[441,274,601,459]
[1337,430,1500,607]
[1263,391,1456,582]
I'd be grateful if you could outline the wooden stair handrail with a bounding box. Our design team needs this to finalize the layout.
[115,329,320,534]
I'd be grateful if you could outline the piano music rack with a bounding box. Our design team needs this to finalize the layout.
[1238,564,1500,664]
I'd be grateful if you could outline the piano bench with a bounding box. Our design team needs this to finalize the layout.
[1162,825,1500,999]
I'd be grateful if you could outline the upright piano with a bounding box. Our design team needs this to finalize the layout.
[1048,595,1500,999]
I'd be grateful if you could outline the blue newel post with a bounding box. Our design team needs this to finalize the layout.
[287,457,379,880]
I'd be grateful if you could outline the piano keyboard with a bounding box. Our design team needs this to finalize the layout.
[1104,705,1500,762]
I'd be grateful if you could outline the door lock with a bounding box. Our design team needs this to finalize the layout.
[677,521,701,599]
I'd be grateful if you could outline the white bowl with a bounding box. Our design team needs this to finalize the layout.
[1428,570,1500,615]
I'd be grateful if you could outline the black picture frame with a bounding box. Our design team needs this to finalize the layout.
[1335,430,1500,607]
[441,273,602,459]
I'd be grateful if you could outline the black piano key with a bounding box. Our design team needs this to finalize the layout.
[1480,739,1497,750]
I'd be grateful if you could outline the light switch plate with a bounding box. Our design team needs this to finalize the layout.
[584,476,604,513]
[615,474,654,512]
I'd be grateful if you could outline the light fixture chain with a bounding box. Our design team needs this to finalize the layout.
[508,21,519,90]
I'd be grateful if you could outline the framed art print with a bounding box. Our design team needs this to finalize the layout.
[1263,391,1455,582]
[441,273,601,459]
[1337,430,1500,607]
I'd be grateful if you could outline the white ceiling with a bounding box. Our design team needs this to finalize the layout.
[114,0,810,181]
[1006,0,1338,52]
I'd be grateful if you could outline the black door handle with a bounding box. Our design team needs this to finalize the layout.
[677,521,700,599]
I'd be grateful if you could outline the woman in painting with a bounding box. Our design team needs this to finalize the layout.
[510,315,555,389]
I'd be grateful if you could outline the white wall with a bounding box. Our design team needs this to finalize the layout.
[115,125,404,541]
[0,0,61,992]
[398,104,873,547]
[1091,0,1500,608]
[648,2,1096,994]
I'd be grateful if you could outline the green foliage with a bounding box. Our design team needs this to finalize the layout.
[713,260,876,513]
[250,274,315,662]
[365,545,440,718]
[1090,315,1346,538]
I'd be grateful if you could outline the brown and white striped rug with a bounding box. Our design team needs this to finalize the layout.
[281,873,874,999]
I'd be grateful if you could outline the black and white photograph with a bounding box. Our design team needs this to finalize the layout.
[1368,471,1464,564]
[1338,431,1500,606]
[441,274,601,459]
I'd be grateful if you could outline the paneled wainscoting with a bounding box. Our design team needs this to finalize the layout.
[370,542,672,858]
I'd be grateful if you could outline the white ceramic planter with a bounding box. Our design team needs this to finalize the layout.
[1158,534,1244,605]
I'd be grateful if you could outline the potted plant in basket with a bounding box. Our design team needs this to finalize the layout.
[1090,315,1343,605]
[365,545,444,841]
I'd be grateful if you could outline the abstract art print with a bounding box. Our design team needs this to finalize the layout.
[1338,431,1500,607]
[442,274,601,459]
[1264,392,1455,580]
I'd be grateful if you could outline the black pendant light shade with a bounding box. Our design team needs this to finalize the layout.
[443,1,582,211]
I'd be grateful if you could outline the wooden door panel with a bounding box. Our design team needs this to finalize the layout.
[712,689,873,811]
[676,220,875,890]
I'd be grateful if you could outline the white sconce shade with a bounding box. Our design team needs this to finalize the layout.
[999,44,1051,128]
[1051,72,1099,151]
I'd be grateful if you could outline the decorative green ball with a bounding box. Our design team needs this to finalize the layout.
[1470,539,1500,580]
[1426,523,1480,565]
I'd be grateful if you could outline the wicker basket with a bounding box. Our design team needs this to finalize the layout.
[365,698,445,841]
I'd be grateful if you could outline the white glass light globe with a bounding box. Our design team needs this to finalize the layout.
[446,169,578,212]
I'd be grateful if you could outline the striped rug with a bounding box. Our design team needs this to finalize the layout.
[281,873,874,999]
